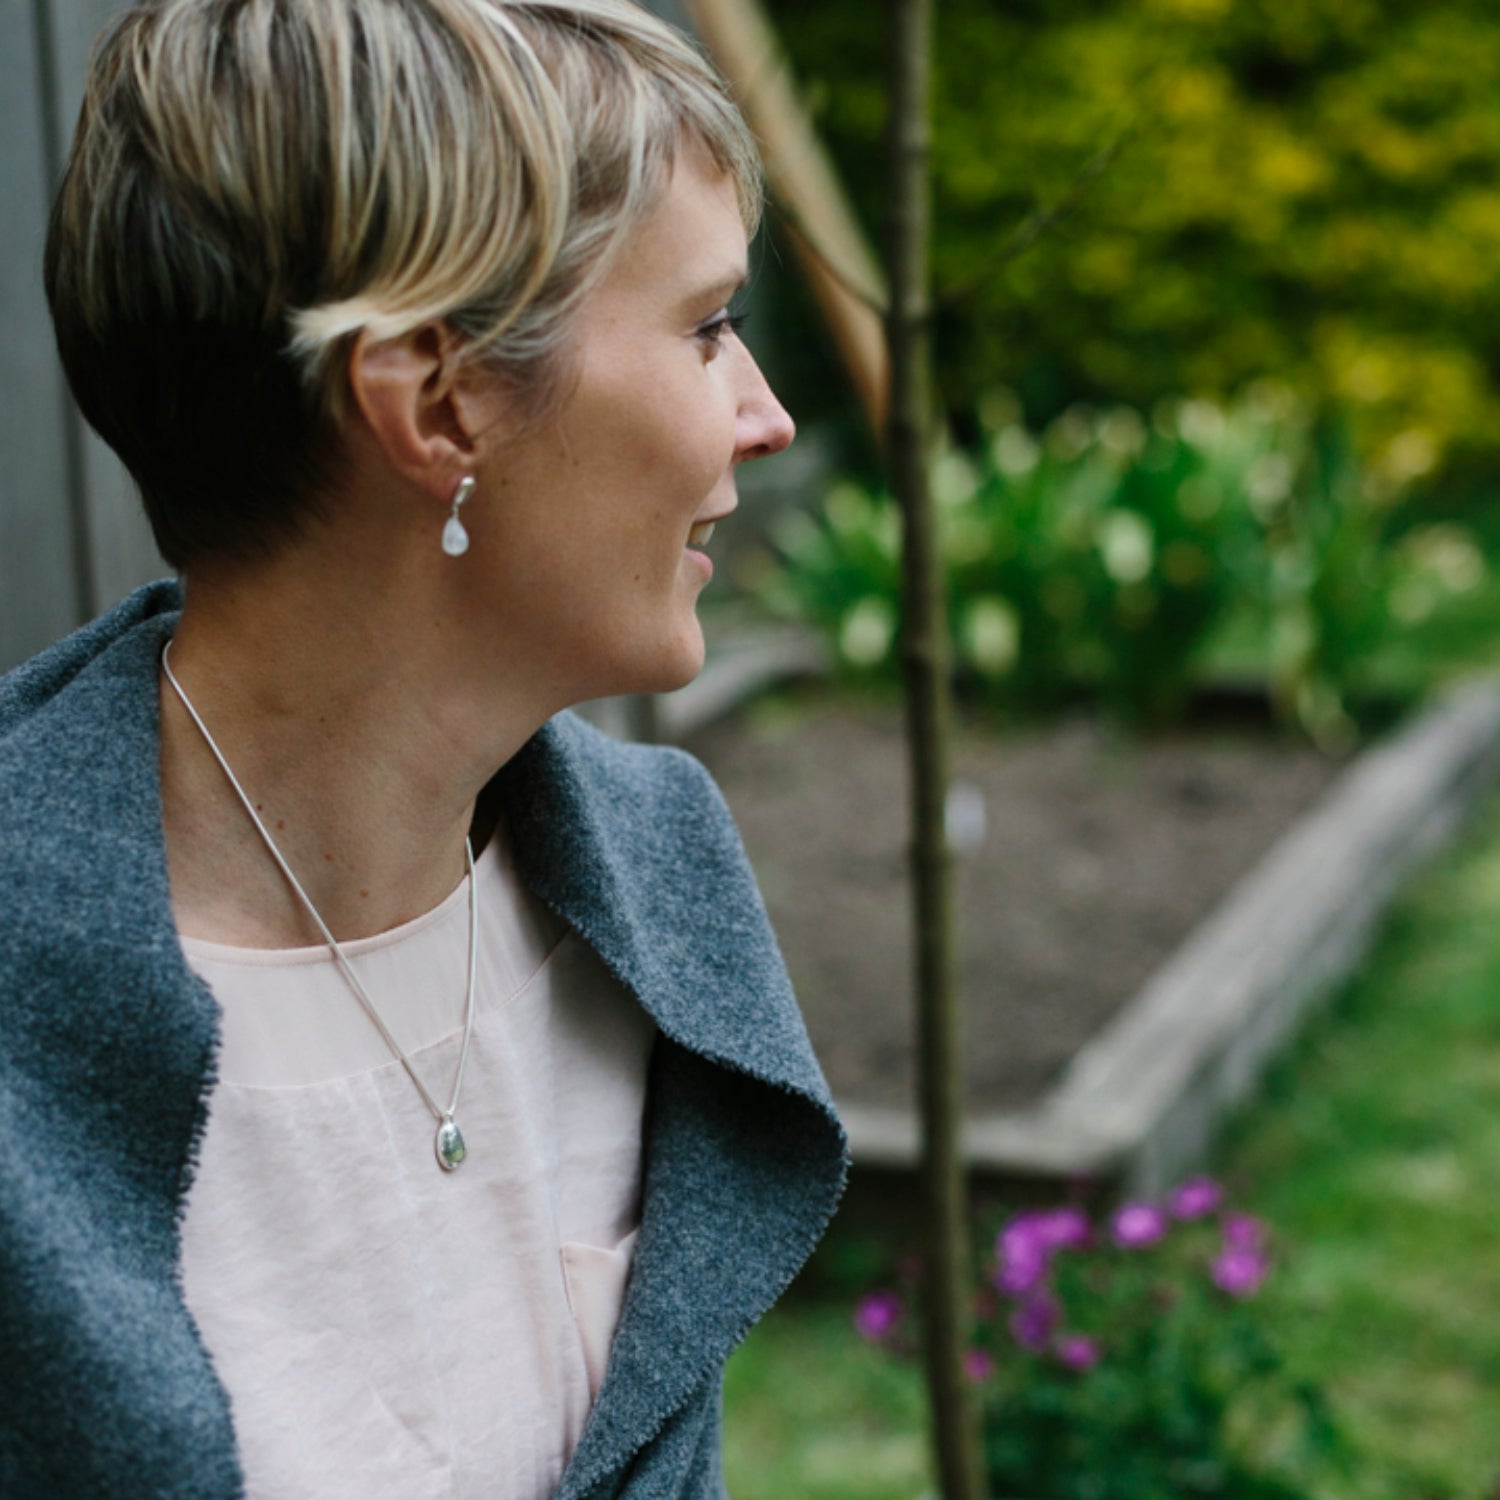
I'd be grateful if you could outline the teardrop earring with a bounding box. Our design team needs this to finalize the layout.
[442,476,475,557]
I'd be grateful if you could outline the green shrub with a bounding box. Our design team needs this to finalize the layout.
[763,0,1500,493]
[755,388,1485,740]
[854,1182,1350,1499]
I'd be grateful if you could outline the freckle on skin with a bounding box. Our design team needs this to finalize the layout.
[325,853,334,862]
[276,820,285,830]
[360,889,369,899]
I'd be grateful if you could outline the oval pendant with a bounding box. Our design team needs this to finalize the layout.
[441,516,470,557]
[435,1117,467,1172]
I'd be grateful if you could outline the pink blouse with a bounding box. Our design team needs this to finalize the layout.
[177,833,657,1500]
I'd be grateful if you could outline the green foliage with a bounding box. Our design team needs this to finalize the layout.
[723,1302,930,1500]
[756,389,1486,739]
[857,1188,1348,1500]
[977,1274,1337,1499]
[725,794,1500,1500]
[764,0,1500,490]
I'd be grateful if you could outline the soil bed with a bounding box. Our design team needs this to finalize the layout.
[685,694,1342,1115]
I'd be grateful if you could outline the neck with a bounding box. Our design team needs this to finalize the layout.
[159,546,553,947]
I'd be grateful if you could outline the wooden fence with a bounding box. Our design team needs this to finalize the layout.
[3,0,161,675]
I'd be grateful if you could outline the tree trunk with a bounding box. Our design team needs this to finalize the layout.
[883,1,986,1497]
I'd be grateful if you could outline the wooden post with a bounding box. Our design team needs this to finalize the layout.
[884,0,985,1497]
[680,0,889,434]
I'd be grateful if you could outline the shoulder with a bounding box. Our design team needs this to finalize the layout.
[503,710,750,891]
[514,711,774,958]
[536,710,737,840]
[0,583,178,888]
[0,579,180,741]
[0,585,180,1006]
[500,709,840,1107]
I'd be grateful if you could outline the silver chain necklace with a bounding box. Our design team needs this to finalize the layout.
[161,640,478,1173]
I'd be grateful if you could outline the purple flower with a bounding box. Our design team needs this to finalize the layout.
[1009,1291,1060,1351]
[854,1290,903,1342]
[1211,1246,1270,1299]
[964,1348,996,1383]
[1111,1201,1168,1249]
[994,1242,1048,1296]
[1055,1334,1101,1371]
[995,1214,1051,1295]
[1035,1206,1092,1250]
[993,1206,1091,1296]
[1222,1212,1267,1251]
[1167,1176,1224,1221]
[996,1212,1042,1261]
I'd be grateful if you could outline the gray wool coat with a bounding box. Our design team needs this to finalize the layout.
[0,581,849,1499]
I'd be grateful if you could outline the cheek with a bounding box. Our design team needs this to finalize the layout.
[589,383,732,527]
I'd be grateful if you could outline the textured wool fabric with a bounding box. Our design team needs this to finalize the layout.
[0,581,849,1500]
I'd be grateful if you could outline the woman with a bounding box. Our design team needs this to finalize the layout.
[0,1,847,1495]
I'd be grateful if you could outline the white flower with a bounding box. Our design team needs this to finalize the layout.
[840,596,897,667]
[933,450,980,507]
[1245,452,1293,518]
[1045,405,1096,462]
[1400,523,1484,593]
[1384,429,1439,484]
[1178,398,1226,448]
[1099,511,1155,583]
[1097,406,1146,460]
[992,424,1041,478]
[1176,396,1224,447]
[962,595,1020,677]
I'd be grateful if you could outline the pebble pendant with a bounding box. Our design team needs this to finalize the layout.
[441,516,470,557]
[436,1116,467,1172]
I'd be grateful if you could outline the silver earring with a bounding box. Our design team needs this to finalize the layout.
[442,476,475,557]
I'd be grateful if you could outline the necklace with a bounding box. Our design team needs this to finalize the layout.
[160,640,478,1173]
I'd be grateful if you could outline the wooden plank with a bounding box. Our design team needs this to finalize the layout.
[835,684,1500,1188]
[0,0,84,672]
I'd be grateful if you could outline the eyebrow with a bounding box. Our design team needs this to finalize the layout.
[682,268,749,311]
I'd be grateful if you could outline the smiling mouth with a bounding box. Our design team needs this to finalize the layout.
[687,520,716,548]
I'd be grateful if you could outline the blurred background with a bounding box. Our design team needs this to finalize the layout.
[7,0,1500,1495]
[699,5,1500,1497]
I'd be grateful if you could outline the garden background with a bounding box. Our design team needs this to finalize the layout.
[703,2,1500,1497]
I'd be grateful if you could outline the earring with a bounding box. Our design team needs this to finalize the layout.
[442,476,475,557]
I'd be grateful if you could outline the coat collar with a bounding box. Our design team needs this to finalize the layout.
[1,582,848,1496]
[498,697,849,1497]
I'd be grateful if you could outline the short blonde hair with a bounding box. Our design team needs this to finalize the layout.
[45,0,761,568]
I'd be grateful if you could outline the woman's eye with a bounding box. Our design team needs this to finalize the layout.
[697,310,749,353]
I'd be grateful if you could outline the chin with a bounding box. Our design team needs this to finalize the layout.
[591,616,705,700]
[643,620,707,695]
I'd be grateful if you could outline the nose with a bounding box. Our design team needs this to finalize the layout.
[734,349,796,464]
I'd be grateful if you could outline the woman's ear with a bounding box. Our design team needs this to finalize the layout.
[346,323,496,501]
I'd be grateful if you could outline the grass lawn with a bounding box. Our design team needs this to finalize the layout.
[723,780,1500,1500]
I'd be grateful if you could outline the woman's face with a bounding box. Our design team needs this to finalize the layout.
[464,140,795,705]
